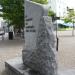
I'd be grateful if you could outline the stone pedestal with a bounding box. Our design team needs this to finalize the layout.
[5,57,41,75]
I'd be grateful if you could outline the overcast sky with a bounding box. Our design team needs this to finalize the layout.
[66,0,75,9]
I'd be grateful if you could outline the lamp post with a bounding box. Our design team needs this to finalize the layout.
[68,8,75,36]
[71,16,75,36]
[56,17,60,51]
[52,16,60,51]
[72,19,74,36]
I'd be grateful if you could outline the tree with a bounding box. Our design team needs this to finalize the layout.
[48,9,56,22]
[0,0,24,30]
[48,10,56,17]
[64,8,75,23]
[64,8,75,36]
[31,0,48,4]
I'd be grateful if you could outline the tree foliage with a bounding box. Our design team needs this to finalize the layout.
[0,0,24,29]
[64,8,75,23]
[48,10,56,17]
[31,0,48,4]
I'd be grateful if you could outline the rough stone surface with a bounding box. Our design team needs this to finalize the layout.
[23,16,57,75]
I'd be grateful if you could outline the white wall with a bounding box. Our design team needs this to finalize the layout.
[66,0,75,10]
[56,0,67,17]
[0,17,3,28]
[48,0,56,13]
[48,0,67,17]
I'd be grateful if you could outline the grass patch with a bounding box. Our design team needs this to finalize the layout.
[58,27,73,31]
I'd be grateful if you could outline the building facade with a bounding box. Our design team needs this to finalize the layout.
[48,0,67,17]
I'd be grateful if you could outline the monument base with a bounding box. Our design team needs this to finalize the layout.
[5,57,75,75]
[5,57,41,75]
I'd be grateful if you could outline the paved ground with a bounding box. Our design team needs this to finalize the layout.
[58,36,75,69]
[0,31,75,75]
[58,30,75,37]
[0,33,24,75]
[58,30,75,70]
[0,39,24,75]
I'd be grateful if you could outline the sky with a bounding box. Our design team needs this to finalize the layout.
[66,0,75,9]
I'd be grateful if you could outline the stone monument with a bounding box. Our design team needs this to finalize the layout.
[5,1,57,75]
[22,0,57,75]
